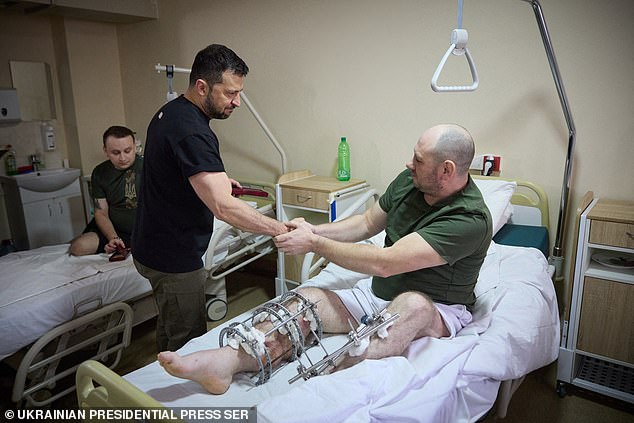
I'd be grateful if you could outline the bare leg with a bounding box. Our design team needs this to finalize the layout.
[156,287,353,394]
[335,291,448,370]
[68,232,99,256]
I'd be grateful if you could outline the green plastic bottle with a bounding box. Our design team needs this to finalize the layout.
[337,137,350,181]
[4,148,17,176]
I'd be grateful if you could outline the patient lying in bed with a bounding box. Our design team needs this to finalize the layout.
[156,124,492,394]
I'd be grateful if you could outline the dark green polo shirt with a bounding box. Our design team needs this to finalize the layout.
[372,170,492,308]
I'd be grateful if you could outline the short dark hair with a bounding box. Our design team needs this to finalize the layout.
[189,44,249,87]
[102,125,135,146]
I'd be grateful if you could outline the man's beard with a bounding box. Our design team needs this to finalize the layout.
[414,173,442,196]
[203,94,231,120]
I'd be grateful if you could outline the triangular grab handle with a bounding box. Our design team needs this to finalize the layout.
[431,29,479,92]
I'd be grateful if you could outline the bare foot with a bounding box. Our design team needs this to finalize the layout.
[157,348,239,394]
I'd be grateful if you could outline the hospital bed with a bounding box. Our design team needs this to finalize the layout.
[0,181,277,408]
[75,177,560,422]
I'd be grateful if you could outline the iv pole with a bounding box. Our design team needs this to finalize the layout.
[154,64,288,175]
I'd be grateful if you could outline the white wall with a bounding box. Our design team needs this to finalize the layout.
[117,0,633,198]
[63,18,127,174]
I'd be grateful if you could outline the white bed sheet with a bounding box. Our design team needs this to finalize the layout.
[0,244,151,361]
[124,240,559,423]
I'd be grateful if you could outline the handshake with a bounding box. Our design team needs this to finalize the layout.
[274,218,318,255]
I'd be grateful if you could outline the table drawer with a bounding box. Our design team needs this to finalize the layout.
[589,220,634,249]
[281,188,330,210]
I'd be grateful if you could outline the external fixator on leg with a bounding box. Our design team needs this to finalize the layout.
[289,307,400,384]
[219,291,323,386]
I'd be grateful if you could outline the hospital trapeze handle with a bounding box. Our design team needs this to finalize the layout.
[431,29,479,92]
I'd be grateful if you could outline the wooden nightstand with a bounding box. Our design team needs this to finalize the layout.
[557,196,634,403]
[274,170,377,295]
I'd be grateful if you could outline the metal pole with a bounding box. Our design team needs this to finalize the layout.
[522,0,576,259]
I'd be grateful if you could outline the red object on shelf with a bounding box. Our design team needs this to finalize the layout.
[17,165,34,174]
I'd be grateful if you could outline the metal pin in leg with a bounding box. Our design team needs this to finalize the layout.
[290,308,400,384]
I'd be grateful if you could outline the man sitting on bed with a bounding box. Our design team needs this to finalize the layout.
[69,125,141,256]
[156,123,492,394]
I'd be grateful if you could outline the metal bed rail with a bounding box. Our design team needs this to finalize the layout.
[11,302,133,408]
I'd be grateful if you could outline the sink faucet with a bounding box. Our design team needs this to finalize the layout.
[30,154,41,171]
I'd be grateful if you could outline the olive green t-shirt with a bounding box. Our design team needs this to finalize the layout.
[91,156,143,236]
[372,170,492,308]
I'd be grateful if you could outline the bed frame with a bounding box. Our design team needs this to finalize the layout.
[8,301,135,408]
[473,175,550,228]
[1,244,158,408]
[75,177,552,421]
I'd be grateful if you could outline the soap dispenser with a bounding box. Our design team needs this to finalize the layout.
[41,122,56,151]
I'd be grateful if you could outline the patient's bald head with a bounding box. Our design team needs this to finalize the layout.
[407,124,475,200]
[423,124,474,176]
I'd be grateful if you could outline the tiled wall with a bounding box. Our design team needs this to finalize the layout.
[0,120,66,241]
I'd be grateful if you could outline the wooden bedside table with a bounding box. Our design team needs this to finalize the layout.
[557,196,634,403]
[274,170,376,295]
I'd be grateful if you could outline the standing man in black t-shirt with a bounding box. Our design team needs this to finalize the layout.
[69,125,142,256]
[132,44,287,352]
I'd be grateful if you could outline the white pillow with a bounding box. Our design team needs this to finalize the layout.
[473,178,517,235]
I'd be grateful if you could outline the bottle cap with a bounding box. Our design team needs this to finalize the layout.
[341,137,346,142]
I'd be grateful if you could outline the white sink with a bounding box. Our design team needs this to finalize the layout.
[4,168,81,192]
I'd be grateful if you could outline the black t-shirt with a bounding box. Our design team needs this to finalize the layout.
[132,96,225,272]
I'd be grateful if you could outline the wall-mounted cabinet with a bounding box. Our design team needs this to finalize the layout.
[0,89,21,123]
